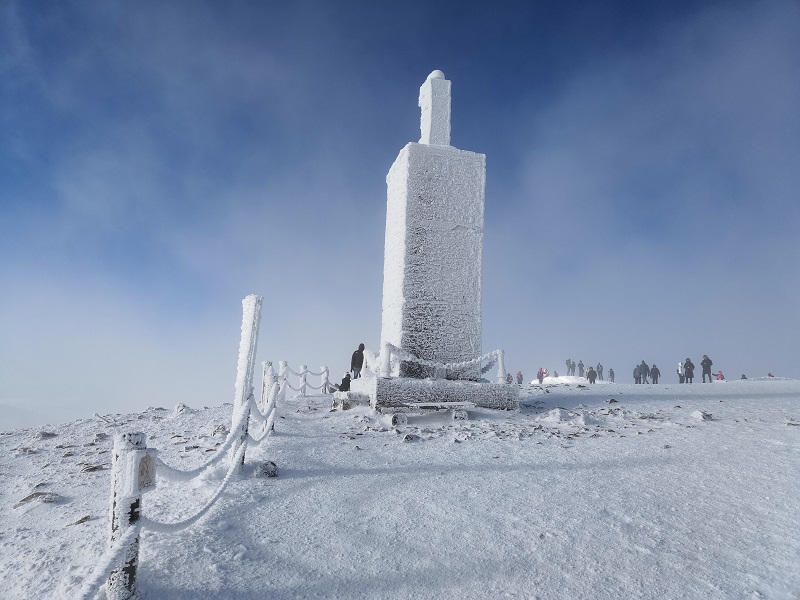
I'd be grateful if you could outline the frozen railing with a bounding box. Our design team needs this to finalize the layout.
[265,360,333,402]
[63,295,279,600]
[364,342,507,383]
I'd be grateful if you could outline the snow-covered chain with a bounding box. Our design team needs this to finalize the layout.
[139,442,247,534]
[273,361,332,396]
[152,404,251,481]
[367,343,506,382]
[382,344,503,370]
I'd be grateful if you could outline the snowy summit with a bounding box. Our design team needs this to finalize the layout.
[2,377,799,599]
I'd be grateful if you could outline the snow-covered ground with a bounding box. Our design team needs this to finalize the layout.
[2,378,799,599]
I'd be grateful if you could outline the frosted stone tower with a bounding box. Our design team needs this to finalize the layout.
[380,70,486,380]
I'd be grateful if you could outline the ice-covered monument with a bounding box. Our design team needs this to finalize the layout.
[350,70,518,412]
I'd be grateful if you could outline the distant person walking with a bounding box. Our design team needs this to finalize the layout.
[351,343,365,379]
[578,361,585,378]
[701,355,713,383]
[597,363,604,381]
[651,364,661,384]
[677,361,685,384]
[639,360,651,384]
[608,368,615,383]
[587,366,597,384]
[684,358,695,384]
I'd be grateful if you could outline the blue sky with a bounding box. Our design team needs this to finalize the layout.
[2,0,799,428]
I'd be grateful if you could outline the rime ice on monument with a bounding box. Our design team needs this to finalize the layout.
[380,70,486,380]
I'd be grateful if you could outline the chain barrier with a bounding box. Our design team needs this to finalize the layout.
[61,295,273,600]
[366,343,507,383]
[269,361,331,397]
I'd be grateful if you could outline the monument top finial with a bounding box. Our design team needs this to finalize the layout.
[419,70,451,146]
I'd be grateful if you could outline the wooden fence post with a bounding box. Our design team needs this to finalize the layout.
[107,432,153,600]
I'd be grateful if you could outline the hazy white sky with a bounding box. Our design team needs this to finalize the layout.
[2,0,798,428]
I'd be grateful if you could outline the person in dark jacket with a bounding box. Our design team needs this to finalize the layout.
[651,364,661,384]
[701,355,713,383]
[608,368,615,383]
[565,359,572,376]
[587,366,597,383]
[596,363,604,381]
[639,360,650,384]
[338,373,351,392]
[351,343,365,379]
[684,358,695,383]
[577,360,585,377]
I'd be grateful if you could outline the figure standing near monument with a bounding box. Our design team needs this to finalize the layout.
[516,371,523,384]
[587,366,597,383]
[701,355,714,383]
[537,367,545,384]
[608,368,615,383]
[351,343,365,379]
[577,360,585,378]
[677,361,685,383]
[597,363,604,381]
[338,372,351,392]
[565,358,572,376]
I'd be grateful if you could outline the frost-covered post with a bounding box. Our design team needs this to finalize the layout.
[278,361,288,402]
[228,295,263,471]
[299,365,308,396]
[260,361,273,411]
[496,350,506,384]
[107,432,153,600]
[321,366,330,393]
[379,342,392,378]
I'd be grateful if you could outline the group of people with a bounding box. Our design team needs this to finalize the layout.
[677,355,718,383]
[333,342,366,392]
[564,359,615,383]
[340,344,726,391]
[633,360,661,384]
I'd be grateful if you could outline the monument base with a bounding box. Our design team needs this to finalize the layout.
[349,373,518,411]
